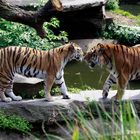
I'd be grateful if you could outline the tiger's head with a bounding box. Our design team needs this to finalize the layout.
[64,42,83,61]
[84,43,112,68]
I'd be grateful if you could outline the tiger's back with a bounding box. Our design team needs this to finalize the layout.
[0,46,46,78]
[109,44,140,80]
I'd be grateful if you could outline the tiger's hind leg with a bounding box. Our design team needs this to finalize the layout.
[5,85,22,101]
[0,89,12,102]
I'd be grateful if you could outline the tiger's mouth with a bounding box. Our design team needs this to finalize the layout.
[89,62,96,68]
[75,55,83,61]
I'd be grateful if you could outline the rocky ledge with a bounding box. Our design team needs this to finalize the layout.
[1,90,140,124]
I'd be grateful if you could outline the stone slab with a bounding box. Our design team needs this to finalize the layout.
[6,0,106,12]
[61,0,106,11]
[1,90,140,123]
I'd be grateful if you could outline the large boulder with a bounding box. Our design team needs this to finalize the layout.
[1,90,140,124]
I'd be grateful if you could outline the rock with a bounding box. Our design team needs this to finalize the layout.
[61,0,106,12]
[6,0,106,10]
[55,0,110,39]
[0,132,35,140]
[1,90,140,124]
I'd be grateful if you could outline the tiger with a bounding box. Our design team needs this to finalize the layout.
[84,43,140,100]
[0,42,83,102]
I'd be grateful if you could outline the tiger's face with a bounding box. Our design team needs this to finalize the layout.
[68,42,83,61]
[84,44,107,68]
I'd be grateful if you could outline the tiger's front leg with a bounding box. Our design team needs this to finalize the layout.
[44,75,55,102]
[102,74,116,99]
[55,71,70,99]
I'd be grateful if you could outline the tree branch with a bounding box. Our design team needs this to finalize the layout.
[0,0,63,38]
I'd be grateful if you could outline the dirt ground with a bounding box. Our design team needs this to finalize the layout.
[106,11,138,26]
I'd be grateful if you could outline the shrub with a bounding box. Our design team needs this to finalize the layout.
[101,23,140,45]
[0,111,31,134]
[0,17,68,50]
[105,0,119,10]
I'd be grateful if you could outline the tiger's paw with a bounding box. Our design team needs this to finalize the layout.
[111,95,118,100]
[2,97,12,102]
[62,95,70,99]
[13,96,22,101]
[45,97,54,102]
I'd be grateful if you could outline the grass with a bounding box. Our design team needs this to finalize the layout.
[112,9,140,26]
[45,100,140,140]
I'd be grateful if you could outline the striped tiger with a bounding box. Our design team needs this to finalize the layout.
[84,43,140,100]
[0,42,83,102]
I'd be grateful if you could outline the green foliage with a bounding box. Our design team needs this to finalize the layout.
[114,9,136,19]
[0,17,68,49]
[38,89,45,97]
[105,0,119,10]
[0,111,31,134]
[35,85,93,98]
[101,23,140,45]
[72,126,79,140]
[56,101,140,139]
[68,85,93,94]
[68,87,81,94]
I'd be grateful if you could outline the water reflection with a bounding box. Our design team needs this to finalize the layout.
[64,61,108,89]
[65,61,140,90]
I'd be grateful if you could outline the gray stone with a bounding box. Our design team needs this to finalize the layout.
[61,0,106,12]
[0,132,35,140]
[1,90,140,124]
[6,0,106,10]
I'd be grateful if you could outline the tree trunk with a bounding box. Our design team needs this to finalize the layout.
[0,0,63,38]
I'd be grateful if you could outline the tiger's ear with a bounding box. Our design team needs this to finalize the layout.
[98,47,105,54]
[68,42,74,51]
[97,43,104,47]
[97,43,105,54]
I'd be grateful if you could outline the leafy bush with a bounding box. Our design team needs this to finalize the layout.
[105,0,119,10]
[101,23,140,45]
[0,17,68,50]
[0,111,31,134]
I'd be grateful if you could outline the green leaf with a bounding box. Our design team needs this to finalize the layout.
[72,126,79,140]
